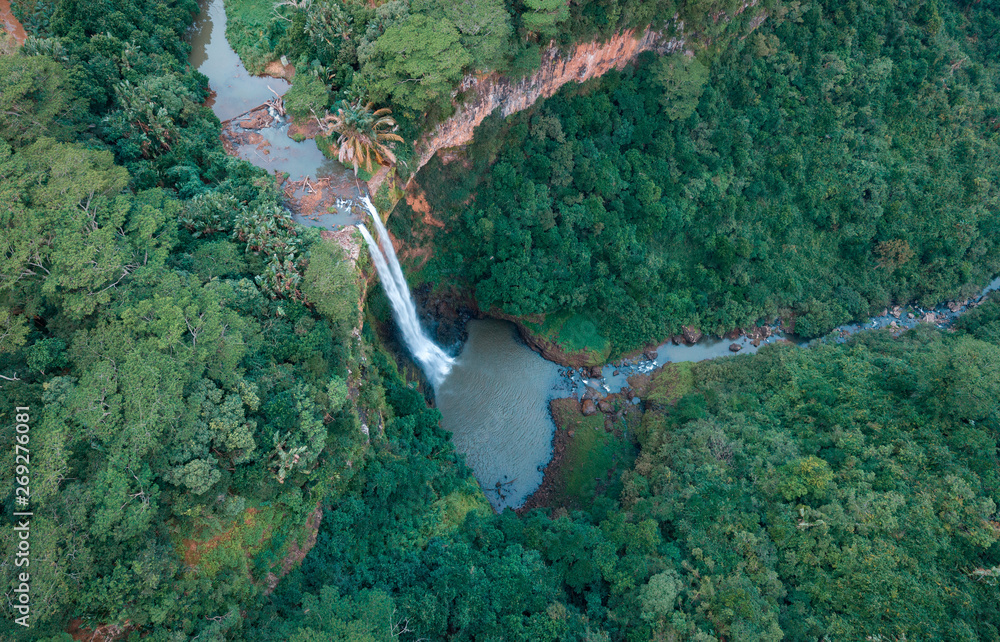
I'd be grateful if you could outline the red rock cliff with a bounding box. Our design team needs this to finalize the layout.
[367,25,686,194]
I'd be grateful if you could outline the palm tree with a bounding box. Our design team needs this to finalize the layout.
[315,101,403,175]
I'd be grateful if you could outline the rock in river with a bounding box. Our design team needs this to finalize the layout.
[581,399,598,416]
[681,326,703,344]
[729,343,742,352]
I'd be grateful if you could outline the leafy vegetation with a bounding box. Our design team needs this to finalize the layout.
[2,0,1000,640]
[258,316,1000,641]
[316,99,403,175]
[0,6,366,638]
[401,0,1000,354]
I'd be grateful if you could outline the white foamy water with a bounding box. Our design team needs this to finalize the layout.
[359,197,454,387]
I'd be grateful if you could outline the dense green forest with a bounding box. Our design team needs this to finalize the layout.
[398,0,1000,353]
[219,0,751,134]
[2,0,1000,639]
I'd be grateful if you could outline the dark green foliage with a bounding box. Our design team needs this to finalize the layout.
[619,329,1000,639]
[302,240,360,332]
[956,292,1000,345]
[0,2,361,635]
[361,14,472,115]
[652,52,709,120]
[240,0,728,132]
[3,0,1000,640]
[0,50,84,147]
[409,0,1000,354]
[521,0,569,38]
[283,72,330,120]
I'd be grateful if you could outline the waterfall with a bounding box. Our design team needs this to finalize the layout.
[358,196,454,387]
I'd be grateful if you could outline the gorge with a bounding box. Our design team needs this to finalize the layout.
[6,0,1000,636]
[192,0,1000,512]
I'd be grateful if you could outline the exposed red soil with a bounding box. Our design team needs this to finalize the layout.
[264,59,295,80]
[283,176,354,220]
[288,114,323,140]
[405,187,445,229]
[67,619,135,642]
[181,507,261,567]
[1,0,26,44]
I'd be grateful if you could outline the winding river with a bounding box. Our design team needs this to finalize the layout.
[188,0,360,229]
[190,2,1000,512]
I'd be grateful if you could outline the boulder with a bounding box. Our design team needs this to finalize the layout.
[681,326,703,344]
[590,366,603,378]
[922,312,936,323]
[581,399,598,416]
[750,338,761,348]
[724,328,741,340]
[729,343,742,352]
[644,349,658,361]
[612,370,619,376]
[671,335,684,346]
[583,387,600,401]
[598,399,614,413]
[891,306,901,318]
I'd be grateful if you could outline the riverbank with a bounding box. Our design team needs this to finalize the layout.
[191,0,365,230]
[517,394,640,514]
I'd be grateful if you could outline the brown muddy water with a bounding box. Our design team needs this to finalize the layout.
[187,0,360,227]
[436,320,561,512]
[187,0,289,122]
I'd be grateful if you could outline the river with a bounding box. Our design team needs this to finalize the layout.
[187,0,359,229]
[190,0,1000,513]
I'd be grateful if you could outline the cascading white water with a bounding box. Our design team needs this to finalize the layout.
[358,196,454,387]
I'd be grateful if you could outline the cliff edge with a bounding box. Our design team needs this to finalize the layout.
[368,25,687,194]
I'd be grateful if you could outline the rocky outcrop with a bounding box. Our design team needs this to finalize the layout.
[368,26,687,195]
[681,326,703,344]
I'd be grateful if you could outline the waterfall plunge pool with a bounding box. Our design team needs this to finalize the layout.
[436,320,561,512]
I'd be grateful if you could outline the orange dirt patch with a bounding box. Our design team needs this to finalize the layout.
[400,244,433,272]
[405,188,445,229]
[284,176,357,220]
[264,59,295,80]
[181,507,260,568]
[288,114,323,140]
[1,0,26,43]
[67,618,134,642]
